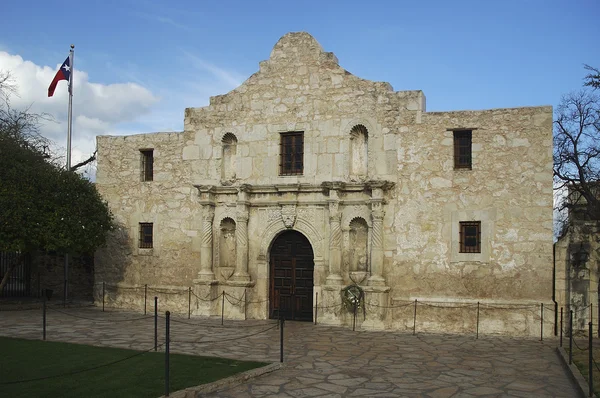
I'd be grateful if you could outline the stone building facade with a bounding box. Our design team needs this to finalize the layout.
[555,186,600,331]
[95,32,554,336]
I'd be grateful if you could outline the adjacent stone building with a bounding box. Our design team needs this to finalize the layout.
[95,32,554,336]
[555,185,600,331]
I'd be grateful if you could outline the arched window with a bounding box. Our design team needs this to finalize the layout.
[221,133,237,182]
[350,125,368,179]
[349,218,368,272]
[219,218,236,268]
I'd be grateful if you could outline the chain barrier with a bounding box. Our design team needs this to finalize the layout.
[146,287,186,296]
[224,291,244,307]
[364,301,414,309]
[0,342,164,386]
[170,324,278,345]
[572,337,589,352]
[190,290,221,302]
[419,302,479,309]
[565,304,592,314]
[594,356,600,373]
[245,296,270,304]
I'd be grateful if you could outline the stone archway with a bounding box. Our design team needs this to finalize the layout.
[269,230,314,321]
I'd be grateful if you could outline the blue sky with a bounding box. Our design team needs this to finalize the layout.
[0,0,599,170]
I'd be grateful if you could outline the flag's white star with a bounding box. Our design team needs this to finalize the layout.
[62,64,70,73]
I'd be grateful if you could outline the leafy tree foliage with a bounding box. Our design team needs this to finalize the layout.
[0,71,113,292]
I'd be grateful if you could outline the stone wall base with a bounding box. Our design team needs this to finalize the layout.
[93,284,555,337]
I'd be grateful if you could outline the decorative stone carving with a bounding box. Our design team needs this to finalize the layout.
[267,209,280,222]
[297,207,315,223]
[281,204,297,229]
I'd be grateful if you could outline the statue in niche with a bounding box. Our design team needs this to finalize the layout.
[219,218,236,279]
[349,218,368,272]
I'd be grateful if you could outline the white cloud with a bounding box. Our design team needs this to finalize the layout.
[0,51,159,173]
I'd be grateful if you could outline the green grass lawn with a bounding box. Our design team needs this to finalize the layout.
[1,337,268,398]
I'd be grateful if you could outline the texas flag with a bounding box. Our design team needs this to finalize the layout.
[48,56,71,97]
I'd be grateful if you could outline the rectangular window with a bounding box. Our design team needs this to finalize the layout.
[459,221,481,253]
[140,149,154,181]
[454,130,472,169]
[279,132,304,175]
[139,223,153,248]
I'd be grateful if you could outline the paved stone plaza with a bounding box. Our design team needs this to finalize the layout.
[0,306,579,397]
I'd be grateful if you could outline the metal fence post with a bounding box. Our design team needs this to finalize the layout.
[476,302,480,339]
[555,301,558,336]
[244,288,247,320]
[154,296,158,352]
[314,292,318,325]
[221,291,225,326]
[188,287,191,319]
[413,299,418,336]
[43,297,47,341]
[540,303,544,341]
[102,281,105,312]
[353,302,357,331]
[560,307,563,347]
[589,321,593,397]
[144,284,147,315]
[590,303,593,338]
[280,313,284,363]
[569,310,573,365]
[165,311,170,397]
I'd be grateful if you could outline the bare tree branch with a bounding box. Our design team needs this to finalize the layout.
[70,150,97,171]
[553,88,600,221]
[584,64,600,89]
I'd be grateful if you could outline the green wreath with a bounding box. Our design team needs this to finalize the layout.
[341,284,364,312]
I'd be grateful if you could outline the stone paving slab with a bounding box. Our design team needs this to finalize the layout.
[0,306,580,397]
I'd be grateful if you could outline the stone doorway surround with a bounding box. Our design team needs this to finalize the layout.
[191,181,394,326]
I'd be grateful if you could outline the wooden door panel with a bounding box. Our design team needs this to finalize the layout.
[269,231,314,321]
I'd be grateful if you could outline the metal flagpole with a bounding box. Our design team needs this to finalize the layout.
[64,44,74,306]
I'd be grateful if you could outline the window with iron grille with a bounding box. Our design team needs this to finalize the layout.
[279,132,304,175]
[459,221,481,253]
[139,223,153,248]
[140,149,154,181]
[453,130,472,169]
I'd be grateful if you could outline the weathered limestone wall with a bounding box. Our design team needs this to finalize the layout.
[390,107,554,301]
[555,221,600,330]
[96,133,201,290]
[94,32,554,336]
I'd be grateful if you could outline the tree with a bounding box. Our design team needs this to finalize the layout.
[0,71,114,292]
[584,65,600,89]
[553,67,600,224]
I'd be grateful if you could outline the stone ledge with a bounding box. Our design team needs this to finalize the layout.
[220,280,256,288]
[163,362,283,398]
[556,346,595,398]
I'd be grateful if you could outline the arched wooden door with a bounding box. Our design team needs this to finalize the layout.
[269,230,314,321]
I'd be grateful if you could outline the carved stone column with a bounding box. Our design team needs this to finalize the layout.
[197,205,215,280]
[326,189,343,285]
[233,186,251,282]
[368,187,386,286]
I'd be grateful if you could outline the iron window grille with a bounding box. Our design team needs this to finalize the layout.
[140,149,154,181]
[459,221,481,253]
[139,223,153,248]
[279,132,304,175]
[453,130,472,169]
